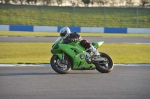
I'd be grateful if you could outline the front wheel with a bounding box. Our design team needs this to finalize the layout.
[95,52,114,73]
[50,55,71,74]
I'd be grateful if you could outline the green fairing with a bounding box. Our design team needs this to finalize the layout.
[92,41,104,48]
[51,37,104,70]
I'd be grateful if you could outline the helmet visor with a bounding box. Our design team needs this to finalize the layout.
[60,32,66,37]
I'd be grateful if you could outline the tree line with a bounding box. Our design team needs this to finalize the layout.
[0,0,150,7]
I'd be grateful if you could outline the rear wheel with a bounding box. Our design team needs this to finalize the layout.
[95,52,114,73]
[50,55,71,74]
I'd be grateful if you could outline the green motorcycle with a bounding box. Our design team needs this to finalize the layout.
[50,37,114,74]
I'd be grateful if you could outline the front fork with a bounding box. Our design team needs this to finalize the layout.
[57,53,63,60]
[57,52,68,65]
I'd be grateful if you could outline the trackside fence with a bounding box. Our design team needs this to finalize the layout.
[0,5,150,28]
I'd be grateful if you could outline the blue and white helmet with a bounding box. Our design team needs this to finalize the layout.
[60,27,71,39]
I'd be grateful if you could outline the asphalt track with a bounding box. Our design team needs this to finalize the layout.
[0,36,150,43]
[0,66,150,99]
[0,36,150,99]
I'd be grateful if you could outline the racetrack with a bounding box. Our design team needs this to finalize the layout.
[0,36,150,43]
[0,66,150,99]
[0,36,150,99]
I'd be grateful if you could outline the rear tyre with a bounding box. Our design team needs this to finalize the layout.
[50,55,71,74]
[95,52,114,73]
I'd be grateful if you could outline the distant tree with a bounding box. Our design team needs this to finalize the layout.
[109,0,117,7]
[56,0,63,6]
[94,0,109,6]
[12,0,18,3]
[119,0,125,7]
[4,0,10,4]
[19,0,24,4]
[103,0,109,5]
[0,0,11,4]
[42,0,54,5]
[34,0,37,4]
[140,0,150,7]
[94,0,104,6]
[26,0,37,5]
[69,0,76,6]
[90,0,95,6]
[69,0,82,7]
[0,0,2,4]
[126,0,134,7]
[26,0,30,4]
[82,0,90,7]
[76,0,82,6]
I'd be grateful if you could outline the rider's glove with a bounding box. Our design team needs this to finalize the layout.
[71,39,76,42]
[72,38,78,42]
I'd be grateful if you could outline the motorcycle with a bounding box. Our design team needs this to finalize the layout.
[50,37,114,74]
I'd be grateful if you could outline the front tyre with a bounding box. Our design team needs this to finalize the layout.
[50,55,71,74]
[95,52,114,73]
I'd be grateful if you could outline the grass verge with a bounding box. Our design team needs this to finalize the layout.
[0,42,150,64]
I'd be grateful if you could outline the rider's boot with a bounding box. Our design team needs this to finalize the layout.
[86,52,92,62]
[89,46,100,59]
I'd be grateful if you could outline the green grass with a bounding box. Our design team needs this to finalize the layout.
[0,42,150,64]
[0,42,51,64]
[0,5,150,28]
[0,31,150,37]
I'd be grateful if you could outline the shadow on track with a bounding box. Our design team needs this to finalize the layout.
[0,71,106,76]
[0,72,57,76]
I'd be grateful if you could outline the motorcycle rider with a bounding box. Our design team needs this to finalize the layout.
[59,26,100,59]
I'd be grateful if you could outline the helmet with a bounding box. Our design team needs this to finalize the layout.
[60,27,71,39]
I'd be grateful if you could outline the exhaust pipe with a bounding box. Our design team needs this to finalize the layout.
[94,57,105,61]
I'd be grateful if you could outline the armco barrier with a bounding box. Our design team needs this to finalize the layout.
[57,26,81,32]
[104,28,127,33]
[81,27,104,33]
[9,25,33,32]
[128,28,150,34]
[0,25,9,31]
[34,26,57,32]
[0,25,150,34]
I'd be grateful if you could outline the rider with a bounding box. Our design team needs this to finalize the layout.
[59,26,100,59]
